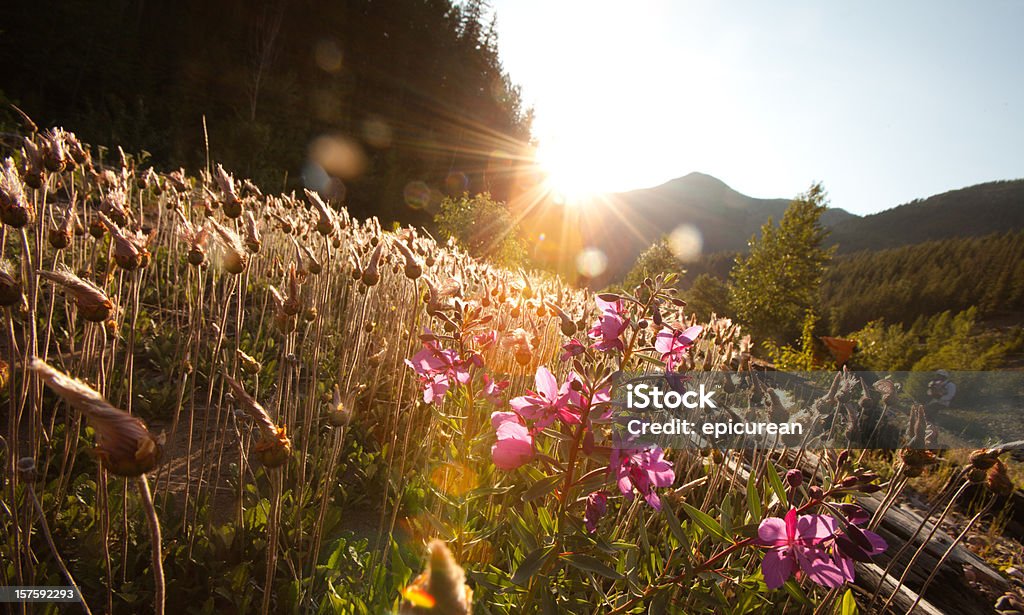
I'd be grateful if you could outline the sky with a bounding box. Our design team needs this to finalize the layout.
[491,0,1024,215]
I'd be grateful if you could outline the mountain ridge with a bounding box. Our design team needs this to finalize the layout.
[576,173,1024,285]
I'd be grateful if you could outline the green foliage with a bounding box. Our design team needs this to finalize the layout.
[850,307,1022,372]
[822,230,1024,333]
[729,183,834,347]
[765,308,826,370]
[622,237,685,292]
[684,273,732,321]
[434,193,526,266]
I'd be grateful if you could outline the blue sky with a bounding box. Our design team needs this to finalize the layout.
[492,0,1024,215]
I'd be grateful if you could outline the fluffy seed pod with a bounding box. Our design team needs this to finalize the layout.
[225,376,291,468]
[305,188,337,236]
[37,267,114,322]
[361,242,384,286]
[326,384,352,427]
[244,211,262,253]
[32,358,162,476]
[97,211,151,270]
[986,460,1014,496]
[391,238,423,280]
[0,158,34,228]
[236,349,262,375]
[208,219,249,274]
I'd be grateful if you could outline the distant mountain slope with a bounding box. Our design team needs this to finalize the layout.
[578,173,854,284]
[826,179,1024,253]
[579,174,1024,286]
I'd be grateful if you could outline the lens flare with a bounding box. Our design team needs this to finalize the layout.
[668,224,703,261]
[403,181,431,210]
[576,248,608,278]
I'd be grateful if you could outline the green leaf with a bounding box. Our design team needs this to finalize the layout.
[764,462,788,505]
[782,579,814,608]
[839,589,859,615]
[746,472,762,522]
[521,473,563,502]
[660,496,690,550]
[561,553,624,580]
[511,545,553,586]
[679,501,731,543]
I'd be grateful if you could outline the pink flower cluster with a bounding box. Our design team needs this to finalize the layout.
[757,507,886,590]
[405,330,471,404]
[490,366,612,472]
[609,443,675,510]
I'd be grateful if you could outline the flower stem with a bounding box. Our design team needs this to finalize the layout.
[136,474,164,615]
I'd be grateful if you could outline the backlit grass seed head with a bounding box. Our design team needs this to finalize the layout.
[37,266,115,322]
[32,358,162,476]
[209,218,250,274]
[0,157,34,228]
[225,376,292,468]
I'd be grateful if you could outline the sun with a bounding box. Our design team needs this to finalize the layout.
[534,141,599,206]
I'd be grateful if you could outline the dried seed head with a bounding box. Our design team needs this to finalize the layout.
[214,165,242,218]
[0,264,24,308]
[326,384,353,427]
[0,158,34,228]
[97,211,151,270]
[244,210,262,253]
[305,188,337,236]
[37,266,115,322]
[225,376,291,468]
[208,219,249,274]
[31,358,162,476]
[986,459,1014,496]
[236,349,262,375]
[361,241,384,286]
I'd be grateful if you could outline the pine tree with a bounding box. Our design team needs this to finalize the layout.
[728,183,834,347]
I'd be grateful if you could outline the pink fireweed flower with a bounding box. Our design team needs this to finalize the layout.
[509,366,581,428]
[832,523,887,580]
[559,338,586,362]
[588,297,628,352]
[490,411,534,470]
[654,325,703,370]
[757,508,850,590]
[584,491,608,533]
[482,374,510,406]
[405,331,471,404]
[609,444,675,510]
